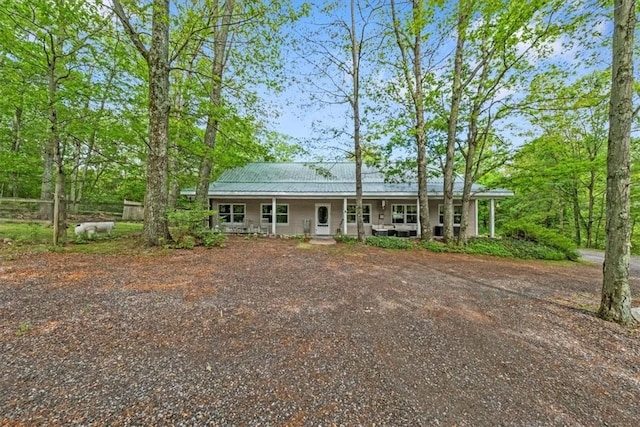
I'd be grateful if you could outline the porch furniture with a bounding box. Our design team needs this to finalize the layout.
[372,224,396,237]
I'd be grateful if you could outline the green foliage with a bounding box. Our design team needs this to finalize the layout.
[502,221,580,261]
[334,233,358,244]
[0,221,52,242]
[417,235,573,261]
[166,207,227,249]
[466,237,566,260]
[464,238,513,257]
[503,70,610,249]
[15,321,33,337]
[365,236,414,250]
[418,240,449,253]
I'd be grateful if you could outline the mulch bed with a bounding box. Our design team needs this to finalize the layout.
[1,237,638,426]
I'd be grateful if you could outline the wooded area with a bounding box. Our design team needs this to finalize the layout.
[0,2,637,321]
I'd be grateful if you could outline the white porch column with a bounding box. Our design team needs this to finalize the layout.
[416,197,421,238]
[489,198,495,238]
[475,200,479,236]
[343,198,348,235]
[271,197,277,235]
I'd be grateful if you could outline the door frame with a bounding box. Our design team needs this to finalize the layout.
[315,203,331,235]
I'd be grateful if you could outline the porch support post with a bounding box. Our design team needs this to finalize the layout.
[343,198,348,235]
[489,198,495,238]
[272,197,277,235]
[475,200,479,236]
[416,197,421,238]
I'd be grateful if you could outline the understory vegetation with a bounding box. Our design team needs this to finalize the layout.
[338,229,579,261]
[0,220,581,262]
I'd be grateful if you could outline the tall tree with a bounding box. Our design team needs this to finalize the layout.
[442,0,584,245]
[183,1,304,210]
[2,0,108,244]
[114,0,173,245]
[295,0,383,241]
[193,0,236,208]
[598,0,635,325]
[442,0,471,244]
[349,0,366,242]
[389,0,433,241]
[518,71,609,247]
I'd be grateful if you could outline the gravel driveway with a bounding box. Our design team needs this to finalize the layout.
[1,238,638,426]
[579,248,640,278]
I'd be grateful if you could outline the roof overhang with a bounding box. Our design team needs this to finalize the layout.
[180,190,513,199]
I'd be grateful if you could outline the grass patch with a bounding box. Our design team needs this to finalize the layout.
[0,220,145,257]
[15,321,34,337]
[365,236,414,250]
[0,220,52,243]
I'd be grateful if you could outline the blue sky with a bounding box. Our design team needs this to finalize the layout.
[267,0,615,160]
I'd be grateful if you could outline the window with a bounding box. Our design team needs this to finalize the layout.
[391,204,417,224]
[261,204,289,224]
[218,203,245,224]
[438,204,462,225]
[347,204,371,224]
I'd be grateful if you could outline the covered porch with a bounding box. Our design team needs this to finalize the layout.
[208,196,503,238]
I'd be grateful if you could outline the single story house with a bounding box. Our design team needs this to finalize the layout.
[181,162,512,238]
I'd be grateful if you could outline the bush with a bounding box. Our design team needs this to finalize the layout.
[418,240,449,253]
[502,221,579,261]
[365,236,414,250]
[334,233,358,244]
[166,207,227,248]
[417,236,573,261]
[464,238,513,257]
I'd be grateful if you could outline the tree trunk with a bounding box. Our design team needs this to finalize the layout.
[41,54,60,222]
[458,115,477,246]
[390,0,430,240]
[598,0,635,325]
[585,169,596,248]
[458,42,489,246]
[11,105,22,197]
[443,2,468,244]
[143,0,172,246]
[349,0,365,242]
[572,186,582,246]
[113,0,173,245]
[194,0,235,209]
[52,140,67,246]
[413,0,430,241]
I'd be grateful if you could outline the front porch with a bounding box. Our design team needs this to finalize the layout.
[209,196,501,239]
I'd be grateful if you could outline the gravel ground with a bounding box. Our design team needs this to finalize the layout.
[579,248,640,278]
[1,238,639,426]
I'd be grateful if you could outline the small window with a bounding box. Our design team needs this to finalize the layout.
[438,204,462,225]
[261,204,289,224]
[347,204,371,224]
[391,204,417,224]
[218,203,245,224]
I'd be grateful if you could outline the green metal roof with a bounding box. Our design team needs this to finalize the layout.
[181,162,513,198]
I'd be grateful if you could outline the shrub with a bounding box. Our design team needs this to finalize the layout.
[166,206,227,248]
[418,236,573,261]
[365,236,414,250]
[464,237,513,257]
[334,233,358,244]
[418,240,448,253]
[501,238,566,260]
[502,221,579,261]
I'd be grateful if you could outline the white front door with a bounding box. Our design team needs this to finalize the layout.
[315,203,331,235]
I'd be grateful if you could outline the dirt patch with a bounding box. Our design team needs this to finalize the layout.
[1,237,638,425]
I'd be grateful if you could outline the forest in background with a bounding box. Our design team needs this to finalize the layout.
[0,0,638,251]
